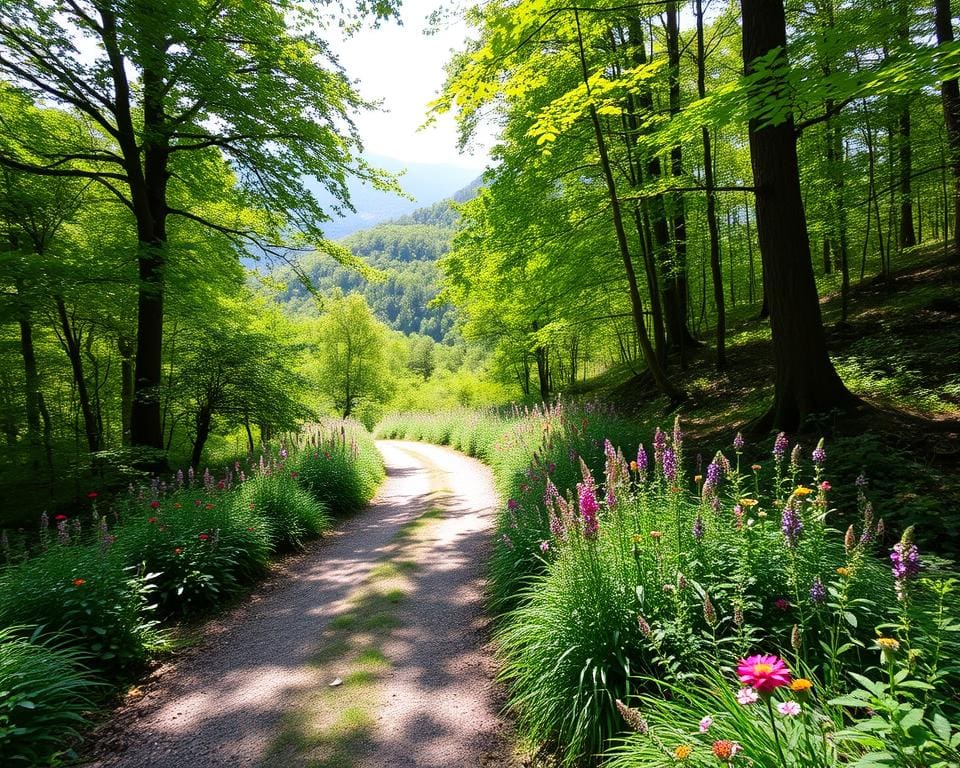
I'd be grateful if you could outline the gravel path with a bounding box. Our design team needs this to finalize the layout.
[86,441,516,768]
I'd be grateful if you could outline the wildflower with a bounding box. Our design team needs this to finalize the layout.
[703,594,717,627]
[677,573,688,591]
[790,678,813,694]
[733,432,745,452]
[507,498,518,511]
[739,498,758,507]
[247,527,255,532]
[539,540,550,553]
[205,503,215,510]
[820,481,831,492]
[148,517,158,524]
[615,700,649,734]
[290,471,298,479]
[663,583,676,595]
[150,500,160,509]
[549,515,564,539]
[737,654,791,694]
[72,578,86,587]
[876,636,900,663]
[638,615,653,637]
[777,701,801,717]
[837,566,851,578]
[649,530,663,541]
[733,605,744,627]
[636,444,648,481]
[653,428,666,467]
[774,597,791,612]
[174,502,182,509]
[751,464,762,472]
[809,578,827,604]
[87,491,98,499]
[662,448,677,484]
[692,516,705,542]
[699,716,713,733]
[174,547,182,554]
[198,533,210,541]
[890,527,921,600]
[629,460,638,472]
[781,502,803,547]
[844,525,856,553]
[791,624,802,651]
[694,474,703,483]
[549,463,556,474]
[812,440,826,465]
[855,473,868,488]
[673,744,693,761]
[792,486,812,497]
[790,443,802,469]
[736,687,759,705]
[705,460,722,490]
[673,417,684,453]
[712,740,741,761]
[55,514,67,521]
[773,432,789,462]
[577,482,599,539]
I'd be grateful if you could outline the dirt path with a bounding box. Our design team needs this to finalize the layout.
[86,441,517,768]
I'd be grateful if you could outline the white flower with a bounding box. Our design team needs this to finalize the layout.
[777,700,802,717]
[736,687,759,706]
[699,716,713,733]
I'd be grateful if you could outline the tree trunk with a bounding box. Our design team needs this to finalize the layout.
[575,11,682,402]
[899,102,916,247]
[935,0,960,253]
[118,334,134,446]
[696,0,726,368]
[15,279,43,462]
[741,0,856,431]
[54,295,101,452]
[191,403,212,469]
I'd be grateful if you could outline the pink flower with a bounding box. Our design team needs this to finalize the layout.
[539,540,550,553]
[737,654,791,693]
[698,716,713,733]
[736,687,759,705]
[777,701,801,717]
[820,481,831,492]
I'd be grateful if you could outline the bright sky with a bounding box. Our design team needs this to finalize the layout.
[329,0,490,170]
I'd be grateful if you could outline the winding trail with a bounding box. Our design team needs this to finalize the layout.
[86,441,517,768]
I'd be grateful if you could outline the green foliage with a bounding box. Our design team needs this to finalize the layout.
[233,471,331,552]
[0,627,102,766]
[0,539,155,672]
[291,421,386,516]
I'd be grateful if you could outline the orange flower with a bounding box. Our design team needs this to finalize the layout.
[739,498,759,507]
[650,530,663,540]
[790,678,813,693]
[72,578,86,587]
[204,503,215,509]
[674,744,693,761]
[836,567,850,577]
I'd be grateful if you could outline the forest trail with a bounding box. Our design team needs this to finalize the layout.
[86,442,517,768]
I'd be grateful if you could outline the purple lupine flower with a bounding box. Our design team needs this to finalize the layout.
[693,515,705,542]
[781,502,803,547]
[860,502,875,545]
[176,469,184,488]
[773,432,789,462]
[549,514,565,539]
[203,468,213,490]
[733,432,745,452]
[706,460,722,488]
[653,428,667,468]
[662,448,677,484]
[636,444,648,482]
[811,440,826,466]
[56,518,70,546]
[809,578,827,604]
[578,482,600,539]
[891,528,921,600]
[717,452,731,475]
[710,494,721,513]
[672,417,683,453]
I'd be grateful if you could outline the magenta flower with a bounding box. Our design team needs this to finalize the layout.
[737,654,791,693]
[578,482,599,539]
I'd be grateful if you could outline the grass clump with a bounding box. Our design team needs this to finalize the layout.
[233,470,331,551]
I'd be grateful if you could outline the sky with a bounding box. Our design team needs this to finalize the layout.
[329,0,490,170]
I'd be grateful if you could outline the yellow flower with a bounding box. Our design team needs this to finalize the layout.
[674,744,693,761]
[790,678,813,693]
[630,460,638,471]
[876,637,900,651]
[694,474,703,483]
[632,534,644,544]
[793,486,813,497]
[836,567,850,577]
[739,498,759,506]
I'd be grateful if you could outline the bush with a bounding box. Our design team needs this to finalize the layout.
[291,420,385,515]
[115,490,271,617]
[0,537,154,673]
[233,471,331,551]
[0,627,102,766]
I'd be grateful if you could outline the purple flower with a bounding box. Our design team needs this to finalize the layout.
[891,530,921,600]
[578,482,599,539]
[809,578,827,604]
[706,460,722,489]
[811,440,826,465]
[672,417,683,453]
[781,502,803,547]
[733,432,745,452]
[773,432,789,462]
[507,498,518,511]
[692,516,705,542]
[636,445,648,481]
[653,428,666,467]
[549,515,564,539]
[539,540,550,553]
[662,448,677,483]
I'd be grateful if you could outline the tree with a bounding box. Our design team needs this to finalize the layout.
[741,0,857,431]
[935,0,960,252]
[0,0,397,454]
[312,293,392,418]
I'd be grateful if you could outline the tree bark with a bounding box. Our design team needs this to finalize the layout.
[935,0,960,253]
[118,335,134,446]
[741,0,856,431]
[15,279,43,461]
[54,295,101,452]
[191,403,212,469]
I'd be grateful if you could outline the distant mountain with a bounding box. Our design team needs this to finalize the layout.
[275,177,481,341]
[305,155,482,240]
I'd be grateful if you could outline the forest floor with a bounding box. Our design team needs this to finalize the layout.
[81,441,521,768]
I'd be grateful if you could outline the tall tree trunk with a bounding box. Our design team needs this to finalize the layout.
[899,101,916,247]
[935,0,960,253]
[741,0,856,431]
[54,295,101,452]
[575,11,682,402]
[118,334,134,446]
[191,403,212,469]
[15,279,43,462]
[696,0,726,368]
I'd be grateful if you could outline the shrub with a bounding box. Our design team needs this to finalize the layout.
[290,420,384,515]
[115,490,271,617]
[0,627,102,766]
[0,535,154,672]
[233,471,331,551]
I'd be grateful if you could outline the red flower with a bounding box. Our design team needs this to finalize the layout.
[290,471,298,478]
[54,514,68,521]
[174,547,182,554]
[217,480,226,489]
[198,533,210,541]
[150,500,161,509]
[204,503,215,510]
[87,491,98,499]
[72,578,86,587]
[148,517,159,524]
[247,527,255,532]
[737,654,791,694]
